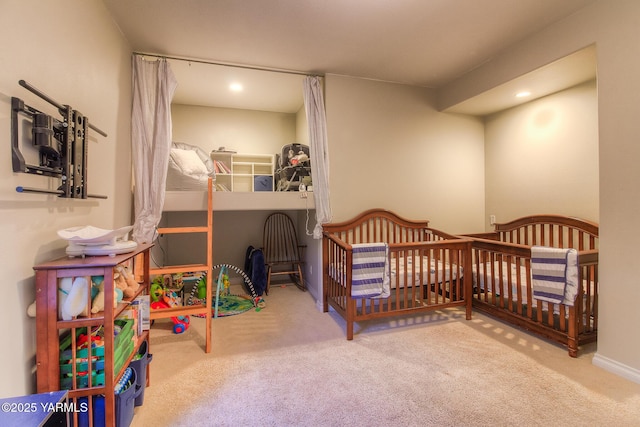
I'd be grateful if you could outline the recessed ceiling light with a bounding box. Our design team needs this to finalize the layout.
[516,91,531,98]
[229,82,243,92]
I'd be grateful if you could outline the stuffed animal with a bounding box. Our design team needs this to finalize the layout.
[91,282,106,314]
[114,265,139,298]
[94,275,122,304]
[90,282,118,314]
[58,277,73,319]
[121,265,141,292]
[90,275,119,314]
[61,277,90,320]
[27,300,36,318]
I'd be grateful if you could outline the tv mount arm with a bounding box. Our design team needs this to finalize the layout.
[11,80,108,199]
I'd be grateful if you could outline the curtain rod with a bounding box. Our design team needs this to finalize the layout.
[133,52,322,78]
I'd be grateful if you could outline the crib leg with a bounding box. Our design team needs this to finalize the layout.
[464,278,473,320]
[346,300,355,340]
[567,309,578,357]
[567,336,578,358]
[322,282,328,313]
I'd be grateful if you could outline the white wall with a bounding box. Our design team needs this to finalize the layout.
[296,105,310,146]
[0,1,132,397]
[171,104,297,155]
[324,75,485,234]
[440,0,640,382]
[484,80,599,227]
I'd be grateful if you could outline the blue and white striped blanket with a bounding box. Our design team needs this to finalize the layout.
[531,246,579,306]
[351,243,390,298]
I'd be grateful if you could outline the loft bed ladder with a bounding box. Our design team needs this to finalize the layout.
[149,177,214,353]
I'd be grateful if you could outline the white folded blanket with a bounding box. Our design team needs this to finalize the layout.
[531,246,578,306]
[351,243,390,298]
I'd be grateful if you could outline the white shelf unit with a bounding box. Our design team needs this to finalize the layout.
[209,151,233,192]
[210,152,274,192]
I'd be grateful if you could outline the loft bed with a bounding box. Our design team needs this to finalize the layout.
[465,215,599,357]
[163,142,315,212]
[322,209,473,339]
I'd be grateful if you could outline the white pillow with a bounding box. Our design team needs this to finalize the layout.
[170,148,209,175]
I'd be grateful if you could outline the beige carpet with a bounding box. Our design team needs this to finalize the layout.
[131,284,640,427]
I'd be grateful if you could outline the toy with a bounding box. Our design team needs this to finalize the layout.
[150,276,165,302]
[90,276,120,314]
[91,282,118,314]
[27,300,36,318]
[162,272,184,291]
[114,265,139,298]
[61,277,90,320]
[150,290,190,334]
[289,149,309,166]
[90,276,102,300]
[196,276,207,300]
[221,272,230,295]
[58,277,73,319]
[91,283,105,314]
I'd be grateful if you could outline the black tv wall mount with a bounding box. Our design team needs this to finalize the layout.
[11,80,107,199]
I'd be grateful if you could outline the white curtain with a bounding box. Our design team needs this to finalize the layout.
[131,56,177,243]
[303,76,332,238]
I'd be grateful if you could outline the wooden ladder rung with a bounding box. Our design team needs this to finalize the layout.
[157,226,209,234]
[149,304,209,320]
[149,263,209,275]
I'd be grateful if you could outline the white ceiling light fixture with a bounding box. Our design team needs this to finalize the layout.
[516,91,531,98]
[229,82,243,92]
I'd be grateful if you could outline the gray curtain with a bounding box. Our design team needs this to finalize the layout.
[131,55,177,243]
[303,76,332,238]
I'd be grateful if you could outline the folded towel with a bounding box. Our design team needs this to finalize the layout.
[351,243,390,298]
[531,246,578,306]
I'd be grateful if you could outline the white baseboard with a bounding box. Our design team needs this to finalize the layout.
[592,352,640,385]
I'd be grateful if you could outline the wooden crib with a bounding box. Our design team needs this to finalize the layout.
[466,215,599,357]
[322,209,473,339]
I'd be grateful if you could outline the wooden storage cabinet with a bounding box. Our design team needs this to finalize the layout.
[33,243,152,427]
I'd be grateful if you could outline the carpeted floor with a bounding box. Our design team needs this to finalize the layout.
[130,284,640,427]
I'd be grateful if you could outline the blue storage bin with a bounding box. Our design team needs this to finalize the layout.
[78,395,105,427]
[115,368,141,427]
[254,175,273,191]
[129,339,153,407]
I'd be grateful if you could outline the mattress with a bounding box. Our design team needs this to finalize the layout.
[330,255,461,290]
[472,260,595,312]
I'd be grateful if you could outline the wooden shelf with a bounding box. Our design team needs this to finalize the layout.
[33,243,153,427]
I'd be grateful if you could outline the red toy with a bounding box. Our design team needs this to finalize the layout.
[150,290,190,334]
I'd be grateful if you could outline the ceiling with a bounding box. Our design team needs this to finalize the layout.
[103,0,597,115]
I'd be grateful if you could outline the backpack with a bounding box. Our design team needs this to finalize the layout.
[244,246,267,296]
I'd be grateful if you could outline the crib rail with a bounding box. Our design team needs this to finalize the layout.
[323,209,432,245]
[323,233,472,340]
[493,215,598,250]
[470,237,598,357]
